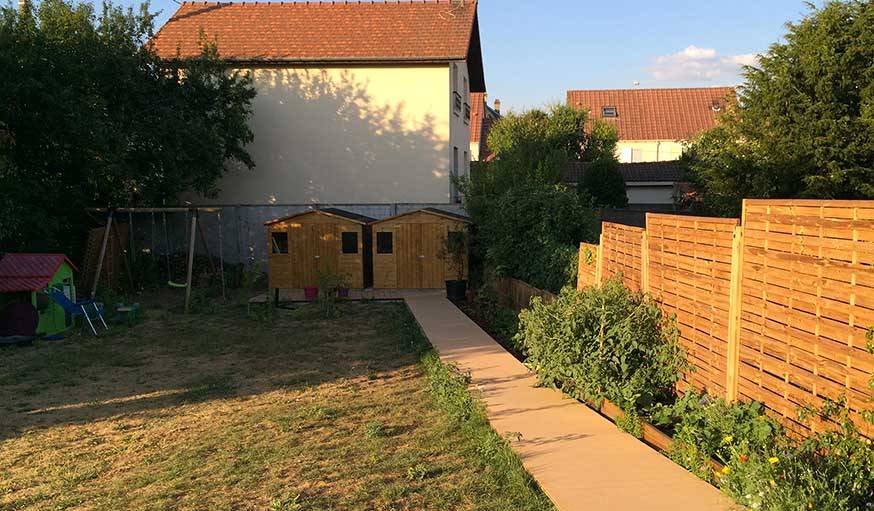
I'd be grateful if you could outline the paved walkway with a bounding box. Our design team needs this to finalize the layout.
[405,295,732,511]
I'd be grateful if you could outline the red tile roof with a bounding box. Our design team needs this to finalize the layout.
[469,91,499,158]
[470,92,486,143]
[153,1,479,62]
[0,253,77,293]
[566,87,735,141]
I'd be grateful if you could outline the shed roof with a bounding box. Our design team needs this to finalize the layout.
[152,0,486,92]
[372,207,471,225]
[566,87,735,141]
[0,253,78,293]
[264,208,376,226]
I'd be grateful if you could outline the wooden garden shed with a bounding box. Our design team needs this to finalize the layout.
[371,208,471,289]
[265,208,374,290]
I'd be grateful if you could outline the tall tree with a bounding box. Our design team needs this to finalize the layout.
[0,0,256,256]
[461,105,607,291]
[685,0,874,216]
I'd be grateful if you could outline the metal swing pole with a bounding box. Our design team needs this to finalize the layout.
[218,211,226,300]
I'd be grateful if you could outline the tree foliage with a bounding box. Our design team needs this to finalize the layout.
[578,157,628,208]
[461,105,610,291]
[0,0,256,255]
[684,0,874,216]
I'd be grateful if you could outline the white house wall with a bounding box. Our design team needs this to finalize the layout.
[195,65,462,205]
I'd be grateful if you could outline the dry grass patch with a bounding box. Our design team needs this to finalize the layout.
[0,298,551,510]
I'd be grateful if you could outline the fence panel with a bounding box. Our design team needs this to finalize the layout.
[647,213,740,396]
[577,242,599,290]
[739,199,874,437]
[495,277,556,313]
[601,222,644,292]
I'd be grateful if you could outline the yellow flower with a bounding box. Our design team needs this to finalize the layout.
[769,479,776,487]
[768,456,779,464]
[721,466,731,474]
[723,435,734,443]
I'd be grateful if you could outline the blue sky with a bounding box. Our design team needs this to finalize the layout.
[131,0,817,111]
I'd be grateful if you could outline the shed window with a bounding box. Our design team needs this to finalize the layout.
[342,232,358,254]
[602,106,618,118]
[376,232,393,254]
[271,231,288,254]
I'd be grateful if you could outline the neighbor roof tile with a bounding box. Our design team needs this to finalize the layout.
[566,87,735,141]
[152,1,479,62]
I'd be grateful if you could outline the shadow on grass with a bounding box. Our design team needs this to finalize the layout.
[0,297,416,442]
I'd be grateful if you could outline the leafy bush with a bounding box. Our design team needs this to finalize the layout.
[578,158,628,208]
[473,183,597,292]
[650,390,782,482]
[515,278,688,413]
[461,104,607,292]
[718,413,873,511]
[0,0,256,256]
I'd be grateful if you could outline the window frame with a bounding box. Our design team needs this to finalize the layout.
[601,106,618,118]
[271,230,289,254]
[341,231,359,254]
[376,231,393,254]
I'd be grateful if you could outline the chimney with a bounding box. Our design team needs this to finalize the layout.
[493,98,501,114]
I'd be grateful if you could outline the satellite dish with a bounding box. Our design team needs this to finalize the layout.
[633,81,640,86]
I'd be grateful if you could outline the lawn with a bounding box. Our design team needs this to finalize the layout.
[0,295,553,511]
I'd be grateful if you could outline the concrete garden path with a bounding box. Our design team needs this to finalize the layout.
[405,295,732,511]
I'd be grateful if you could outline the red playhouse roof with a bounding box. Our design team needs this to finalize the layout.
[0,253,78,293]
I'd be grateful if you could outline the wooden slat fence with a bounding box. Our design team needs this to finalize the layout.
[647,214,739,396]
[571,200,873,438]
[495,277,556,313]
[577,242,599,290]
[600,222,644,292]
[738,200,874,437]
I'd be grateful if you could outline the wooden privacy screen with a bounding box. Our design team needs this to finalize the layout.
[738,200,874,437]
[575,200,874,438]
[647,214,740,396]
[600,222,645,292]
[496,277,556,313]
[577,242,599,290]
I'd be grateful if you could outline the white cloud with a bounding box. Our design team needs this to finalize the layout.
[648,45,759,82]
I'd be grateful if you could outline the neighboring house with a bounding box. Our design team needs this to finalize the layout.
[566,87,735,163]
[469,93,501,161]
[565,160,683,211]
[152,0,486,206]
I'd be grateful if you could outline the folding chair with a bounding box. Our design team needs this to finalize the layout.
[48,291,108,336]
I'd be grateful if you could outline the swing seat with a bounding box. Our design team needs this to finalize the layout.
[168,281,188,289]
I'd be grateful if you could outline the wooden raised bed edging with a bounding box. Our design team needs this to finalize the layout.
[591,398,724,473]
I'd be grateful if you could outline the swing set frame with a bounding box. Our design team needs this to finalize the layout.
[86,207,226,314]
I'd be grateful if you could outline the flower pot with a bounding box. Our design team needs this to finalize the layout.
[337,287,350,298]
[445,280,468,301]
[303,286,319,301]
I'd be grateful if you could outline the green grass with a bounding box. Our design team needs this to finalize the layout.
[0,294,553,510]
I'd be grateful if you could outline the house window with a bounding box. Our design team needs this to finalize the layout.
[341,232,358,254]
[271,231,288,254]
[463,150,469,175]
[602,106,618,118]
[376,232,393,254]
[463,77,469,102]
[451,146,460,203]
[452,63,458,92]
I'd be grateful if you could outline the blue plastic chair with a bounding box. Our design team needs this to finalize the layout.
[48,291,108,336]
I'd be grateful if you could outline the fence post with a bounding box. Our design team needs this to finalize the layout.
[640,230,649,294]
[595,233,605,285]
[725,224,745,401]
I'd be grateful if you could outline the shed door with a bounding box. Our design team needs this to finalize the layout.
[397,223,445,289]
[291,223,339,286]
